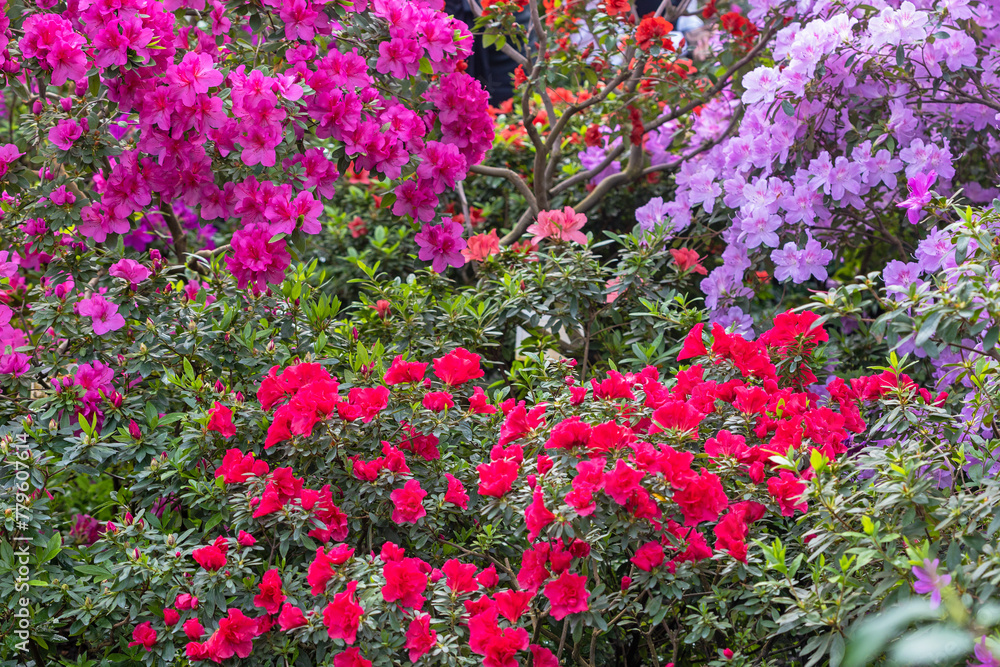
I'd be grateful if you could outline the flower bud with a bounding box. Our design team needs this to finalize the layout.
[75,80,87,96]
[128,420,141,440]
[32,100,43,114]
[621,576,632,590]
[214,380,225,393]
[59,97,72,112]
[80,118,89,133]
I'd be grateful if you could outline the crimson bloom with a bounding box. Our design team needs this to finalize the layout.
[444,473,469,509]
[128,622,157,651]
[191,544,226,571]
[323,581,363,643]
[381,558,428,609]
[204,609,258,661]
[433,348,484,385]
[544,571,589,620]
[405,614,437,661]
[206,402,236,438]
[390,479,428,524]
[253,569,286,614]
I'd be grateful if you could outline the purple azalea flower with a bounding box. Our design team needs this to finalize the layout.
[971,636,1000,667]
[883,260,925,300]
[635,197,671,233]
[912,558,951,609]
[415,218,467,273]
[897,170,937,224]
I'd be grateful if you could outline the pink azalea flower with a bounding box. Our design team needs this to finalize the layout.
[109,259,152,288]
[78,295,127,335]
[527,207,588,245]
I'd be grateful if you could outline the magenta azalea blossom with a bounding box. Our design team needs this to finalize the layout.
[912,558,951,609]
[971,636,1000,667]
[109,259,152,288]
[78,295,127,335]
[896,170,936,224]
[415,218,466,273]
[48,119,83,151]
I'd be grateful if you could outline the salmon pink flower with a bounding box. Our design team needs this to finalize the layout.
[527,207,588,245]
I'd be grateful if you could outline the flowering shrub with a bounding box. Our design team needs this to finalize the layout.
[4,0,494,288]
[7,298,922,665]
[620,0,1000,334]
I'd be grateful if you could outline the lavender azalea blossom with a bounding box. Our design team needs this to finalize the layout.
[883,260,925,300]
[912,558,951,608]
[635,197,671,233]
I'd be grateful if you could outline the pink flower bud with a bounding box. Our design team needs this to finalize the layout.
[128,420,142,440]
[32,100,43,114]
[132,548,140,559]
[59,98,72,112]
[429,568,443,583]
[352,327,359,340]
[234,392,244,403]
[75,80,87,96]
[621,576,632,590]
[105,521,117,534]
[237,531,256,547]
[214,380,225,393]
[723,649,734,659]
[79,118,89,133]
[526,474,537,489]
[124,512,134,525]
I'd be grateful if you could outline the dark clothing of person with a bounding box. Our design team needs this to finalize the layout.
[444,0,527,106]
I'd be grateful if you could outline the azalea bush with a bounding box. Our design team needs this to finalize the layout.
[5,283,923,666]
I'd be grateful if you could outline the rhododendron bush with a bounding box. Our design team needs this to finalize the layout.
[6,288,941,665]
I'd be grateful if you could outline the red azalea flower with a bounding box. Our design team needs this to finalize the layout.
[253,569,286,614]
[433,348,484,386]
[381,558,428,609]
[333,647,372,667]
[278,603,307,631]
[390,479,428,524]
[383,355,427,384]
[631,541,665,571]
[128,622,157,651]
[443,473,470,509]
[477,459,520,497]
[204,609,258,661]
[441,558,479,593]
[323,581,363,643]
[206,401,236,438]
[543,571,589,620]
[191,544,226,571]
[404,614,437,662]
[494,589,533,622]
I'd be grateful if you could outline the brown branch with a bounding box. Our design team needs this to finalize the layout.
[470,164,538,212]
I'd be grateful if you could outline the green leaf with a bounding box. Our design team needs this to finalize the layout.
[983,325,999,352]
[41,532,62,563]
[781,99,795,116]
[914,310,943,347]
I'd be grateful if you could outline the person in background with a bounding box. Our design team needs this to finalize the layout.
[445,0,704,105]
[443,0,530,105]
